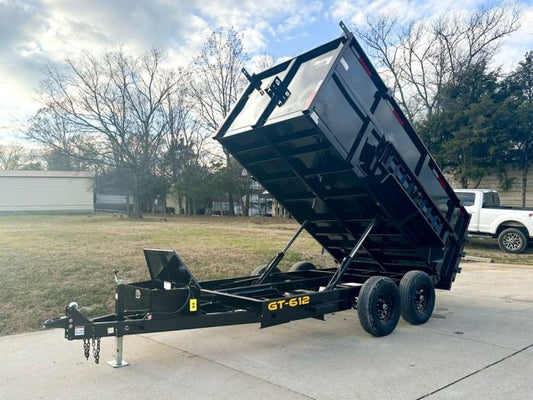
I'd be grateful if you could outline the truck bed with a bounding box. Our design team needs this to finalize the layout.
[216,28,470,289]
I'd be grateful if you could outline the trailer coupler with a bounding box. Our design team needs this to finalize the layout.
[43,315,68,330]
[44,302,90,331]
[44,302,126,366]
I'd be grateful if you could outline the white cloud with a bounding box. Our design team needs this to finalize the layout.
[327,0,511,26]
[241,27,268,53]
[276,1,323,34]
[0,0,531,144]
[195,0,303,30]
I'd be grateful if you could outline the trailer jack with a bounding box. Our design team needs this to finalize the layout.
[107,336,128,368]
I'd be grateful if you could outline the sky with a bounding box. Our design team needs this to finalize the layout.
[1,0,532,144]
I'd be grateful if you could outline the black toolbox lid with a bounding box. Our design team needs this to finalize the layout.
[143,249,199,287]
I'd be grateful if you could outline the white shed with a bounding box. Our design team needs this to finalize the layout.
[0,171,95,212]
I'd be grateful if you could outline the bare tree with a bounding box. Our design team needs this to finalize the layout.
[26,49,179,218]
[251,52,276,71]
[163,81,212,214]
[0,144,41,170]
[188,27,249,215]
[353,3,521,120]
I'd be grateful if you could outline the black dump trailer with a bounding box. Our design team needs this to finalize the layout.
[45,23,470,367]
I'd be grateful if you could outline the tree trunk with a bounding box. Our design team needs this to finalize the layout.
[522,165,528,208]
[126,194,131,216]
[227,192,235,216]
[460,175,468,189]
[244,190,250,217]
[225,150,235,216]
[131,196,142,219]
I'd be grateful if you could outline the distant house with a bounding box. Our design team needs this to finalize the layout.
[95,193,132,213]
[0,170,95,213]
[247,180,273,216]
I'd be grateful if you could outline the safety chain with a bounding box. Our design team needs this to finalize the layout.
[82,336,101,364]
[92,336,101,364]
[83,338,90,360]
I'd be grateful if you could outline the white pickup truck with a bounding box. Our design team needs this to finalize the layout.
[454,189,533,253]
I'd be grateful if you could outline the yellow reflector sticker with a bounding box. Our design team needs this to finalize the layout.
[189,298,197,312]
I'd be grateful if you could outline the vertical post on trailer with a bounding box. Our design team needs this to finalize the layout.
[324,219,376,291]
[107,280,129,368]
[107,336,128,368]
[254,220,309,285]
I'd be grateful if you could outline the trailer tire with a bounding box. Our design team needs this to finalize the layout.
[289,261,317,272]
[250,265,281,276]
[357,276,401,337]
[399,271,435,325]
[498,228,528,253]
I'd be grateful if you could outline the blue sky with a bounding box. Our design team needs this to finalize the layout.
[0,0,532,144]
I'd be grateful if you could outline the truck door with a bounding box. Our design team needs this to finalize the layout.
[456,192,479,231]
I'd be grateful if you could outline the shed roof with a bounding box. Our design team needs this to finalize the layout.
[0,170,95,178]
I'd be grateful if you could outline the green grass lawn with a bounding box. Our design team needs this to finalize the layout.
[1,213,530,336]
[0,214,333,336]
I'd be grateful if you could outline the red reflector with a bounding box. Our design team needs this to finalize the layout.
[529,213,533,218]
[358,57,372,76]
[304,91,317,109]
[432,168,447,189]
[392,109,404,126]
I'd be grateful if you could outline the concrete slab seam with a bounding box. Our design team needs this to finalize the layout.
[416,343,533,399]
[140,334,319,400]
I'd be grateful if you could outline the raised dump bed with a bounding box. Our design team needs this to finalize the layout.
[44,23,470,367]
[216,23,469,291]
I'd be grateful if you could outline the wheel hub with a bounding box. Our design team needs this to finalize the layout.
[503,233,522,250]
[414,288,428,312]
[377,295,393,321]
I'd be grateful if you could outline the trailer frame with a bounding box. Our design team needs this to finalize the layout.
[45,219,386,366]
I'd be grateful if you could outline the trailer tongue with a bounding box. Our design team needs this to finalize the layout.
[44,23,470,367]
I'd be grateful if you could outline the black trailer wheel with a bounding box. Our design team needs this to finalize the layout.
[399,271,435,325]
[250,265,281,276]
[498,228,528,253]
[357,276,401,337]
[289,261,317,272]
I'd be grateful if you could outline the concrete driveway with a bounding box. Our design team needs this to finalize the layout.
[1,262,532,399]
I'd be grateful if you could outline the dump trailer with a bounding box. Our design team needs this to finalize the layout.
[44,23,470,367]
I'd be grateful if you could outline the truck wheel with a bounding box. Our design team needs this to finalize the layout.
[498,228,527,253]
[399,271,435,325]
[357,276,401,337]
[289,261,317,272]
[250,265,281,276]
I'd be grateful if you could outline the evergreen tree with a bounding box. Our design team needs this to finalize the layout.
[418,62,506,187]
[501,52,533,206]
